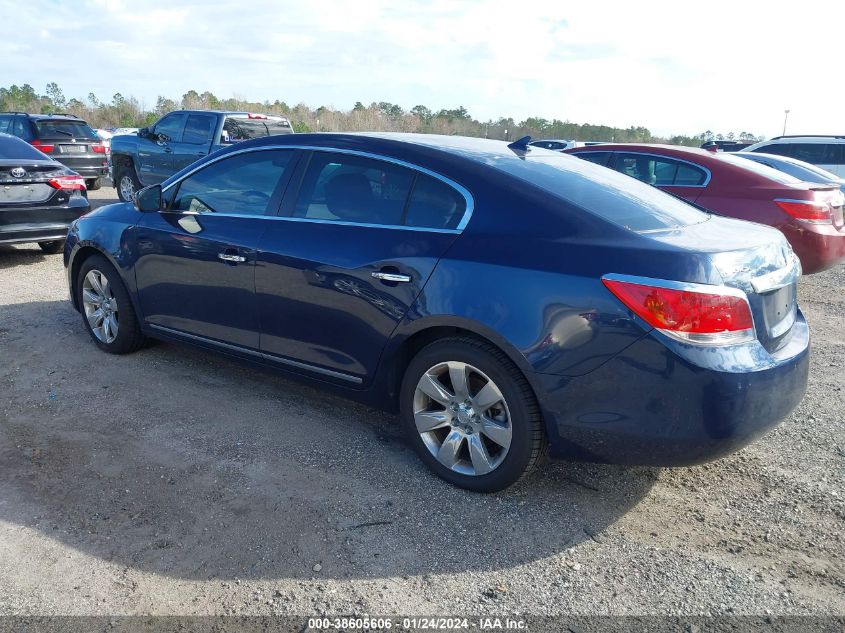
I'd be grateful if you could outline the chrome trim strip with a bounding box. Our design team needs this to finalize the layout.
[608,151,713,188]
[160,144,475,232]
[147,324,363,384]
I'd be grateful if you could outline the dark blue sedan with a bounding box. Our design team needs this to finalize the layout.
[64,133,809,492]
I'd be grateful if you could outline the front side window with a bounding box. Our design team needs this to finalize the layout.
[182,115,215,145]
[614,153,706,186]
[169,150,294,215]
[293,153,414,226]
[154,113,186,142]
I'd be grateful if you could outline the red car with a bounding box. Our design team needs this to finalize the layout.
[566,144,845,274]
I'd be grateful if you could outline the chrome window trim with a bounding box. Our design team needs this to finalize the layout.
[148,323,363,384]
[610,151,712,188]
[160,144,475,232]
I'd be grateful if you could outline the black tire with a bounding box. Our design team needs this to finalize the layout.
[38,240,65,254]
[76,254,146,354]
[400,337,547,492]
[86,178,101,191]
[114,162,141,202]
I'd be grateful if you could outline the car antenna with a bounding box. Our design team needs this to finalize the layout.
[507,135,532,153]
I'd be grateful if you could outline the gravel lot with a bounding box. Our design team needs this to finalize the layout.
[0,187,843,618]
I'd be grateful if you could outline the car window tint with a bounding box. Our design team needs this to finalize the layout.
[573,151,611,166]
[293,152,413,226]
[182,115,214,145]
[674,163,707,186]
[404,173,466,230]
[753,144,793,158]
[716,153,803,184]
[615,153,705,187]
[154,113,186,142]
[496,154,708,232]
[791,143,833,165]
[170,150,293,215]
[34,120,98,139]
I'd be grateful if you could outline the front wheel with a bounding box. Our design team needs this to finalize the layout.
[38,240,65,254]
[76,254,146,354]
[114,164,141,202]
[400,337,546,492]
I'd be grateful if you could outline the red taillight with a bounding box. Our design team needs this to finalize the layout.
[775,199,832,223]
[603,277,754,345]
[91,142,106,153]
[48,176,87,191]
[31,140,54,153]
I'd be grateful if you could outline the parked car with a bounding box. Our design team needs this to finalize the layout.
[110,111,294,202]
[528,139,583,151]
[0,133,89,253]
[701,140,754,152]
[109,127,139,136]
[566,144,845,274]
[734,152,845,194]
[742,136,845,177]
[0,112,109,190]
[64,133,809,491]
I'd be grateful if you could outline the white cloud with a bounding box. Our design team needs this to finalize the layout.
[3,0,844,137]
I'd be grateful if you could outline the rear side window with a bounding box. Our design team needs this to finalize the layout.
[182,115,214,145]
[404,174,466,230]
[753,143,793,158]
[293,152,414,226]
[573,151,611,166]
[495,154,708,232]
[222,116,293,143]
[169,149,294,215]
[34,119,97,140]
[0,115,33,141]
[614,153,707,186]
[790,143,844,166]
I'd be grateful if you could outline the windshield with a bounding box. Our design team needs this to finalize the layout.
[493,153,709,232]
[222,116,293,142]
[716,153,803,185]
[0,134,53,160]
[34,119,98,140]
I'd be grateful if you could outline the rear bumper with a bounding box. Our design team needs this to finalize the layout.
[781,221,845,274]
[54,157,109,179]
[0,200,90,245]
[534,311,810,466]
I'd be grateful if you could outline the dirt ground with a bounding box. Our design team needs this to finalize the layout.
[0,188,843,618]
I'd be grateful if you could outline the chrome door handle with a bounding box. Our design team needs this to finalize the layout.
[372,271,411,283]
[218,253,246,263]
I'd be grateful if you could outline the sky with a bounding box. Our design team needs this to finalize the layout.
[3,0,844,138]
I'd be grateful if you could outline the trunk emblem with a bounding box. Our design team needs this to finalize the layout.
[11,167,26,178]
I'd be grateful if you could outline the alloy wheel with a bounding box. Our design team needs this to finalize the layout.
[82,269,119,344]
[119,174,135,201]
[413,361,512,476]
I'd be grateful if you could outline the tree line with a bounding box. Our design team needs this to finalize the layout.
[0,82,763,145]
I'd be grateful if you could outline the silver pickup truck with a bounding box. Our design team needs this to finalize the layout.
[110,110,293,201]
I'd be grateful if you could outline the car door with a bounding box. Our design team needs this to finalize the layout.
[169,113,216,172]
[255,150,470,384]
[137,112,186,184]
[610,152,708,204]
[133,148,300,351]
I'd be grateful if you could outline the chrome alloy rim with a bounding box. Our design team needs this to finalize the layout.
[82,269,118,343]
[413,361,512,476]
[119,174,135,201]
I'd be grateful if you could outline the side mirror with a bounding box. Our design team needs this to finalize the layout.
[135,184,163,212]
[156,133,170,145]
[139,127,150,138]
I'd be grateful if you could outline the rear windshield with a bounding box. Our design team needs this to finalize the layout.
[716,153,803,184]
[0,134,53,160]
[493,153,708,232]
[34,119,98,140]
[221,116,293,143]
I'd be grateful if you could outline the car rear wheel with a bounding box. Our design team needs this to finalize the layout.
[77,254,146,354]
[115,164,141,202]
[38,240,65,254]
[400,337,546,492]
[86,178,101,191]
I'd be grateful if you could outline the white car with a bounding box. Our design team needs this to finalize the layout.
[742,135,845,177]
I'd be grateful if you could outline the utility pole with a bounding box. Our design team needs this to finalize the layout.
[782,109,790,136]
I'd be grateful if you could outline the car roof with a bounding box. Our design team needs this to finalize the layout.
[172,110,290,118]
[760,136,845,143]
